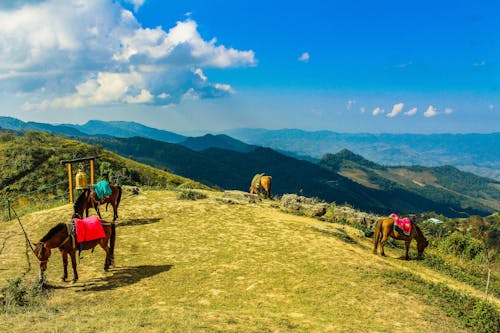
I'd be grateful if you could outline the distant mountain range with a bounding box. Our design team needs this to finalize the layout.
[222,128,500,181]
[1,116,499,217]
[77,135,499,217]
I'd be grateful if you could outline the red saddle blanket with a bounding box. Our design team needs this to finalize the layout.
[390,213,412,236]
[74,216,106,243]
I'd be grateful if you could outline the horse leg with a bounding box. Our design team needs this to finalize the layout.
[113,204,117,222]
[380,233,389,257]
[61,251,69,282]
[95,204,102,219]
[405,240,411,260]
[69,251,78,283]
[100,241,111,271]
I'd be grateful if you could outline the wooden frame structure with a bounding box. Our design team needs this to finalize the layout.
[60,156,99,203]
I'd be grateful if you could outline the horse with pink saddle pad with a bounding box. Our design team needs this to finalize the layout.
[390,213,412,236]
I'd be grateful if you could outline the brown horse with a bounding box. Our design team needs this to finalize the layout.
[33,217,115,283]
[249,174,272,199]
[373,217,428,260]
[74,183,122,222]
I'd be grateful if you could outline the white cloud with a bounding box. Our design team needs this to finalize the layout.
[125,0,145,13]
[387,102,404,118]
[114,19,256,68]
[298,52,310,62]
[473,60,486,67]
[0,0,256,108]
[346,100,356,110]
[424,105,438,117]
[372,107,384,116]
[404,107,418,116]
[489,104,494,111]
[444,107,453,115]
[360,106,365,113]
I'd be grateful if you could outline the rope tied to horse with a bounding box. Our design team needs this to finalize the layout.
[11,207,33,276]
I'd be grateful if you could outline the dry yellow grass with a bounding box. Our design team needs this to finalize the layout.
[0,189,494,332]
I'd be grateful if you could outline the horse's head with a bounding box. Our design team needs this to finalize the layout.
[74,189,91,214]
[33,242,51,272]
[416,237,429,259]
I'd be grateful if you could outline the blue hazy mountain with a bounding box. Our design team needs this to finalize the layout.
[222,128,500,181]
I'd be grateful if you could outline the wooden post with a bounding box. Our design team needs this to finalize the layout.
[90,159,95,185]
[67,163,74,203]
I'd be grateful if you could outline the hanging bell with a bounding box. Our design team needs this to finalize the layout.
[75,165,88,190]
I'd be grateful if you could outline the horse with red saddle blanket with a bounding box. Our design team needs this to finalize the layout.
[33,215,115,283]
[372,213,428,260]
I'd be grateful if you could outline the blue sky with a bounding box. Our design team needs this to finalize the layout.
[0,0,498,133]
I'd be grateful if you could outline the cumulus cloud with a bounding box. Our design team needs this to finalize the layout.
[404,107,418,116]
[387,102,404,118]
[360,106,365,113]
[0,0,256,109]
[424,105,438,117]
[444,107,453,115]
[372,107,384,116]
[124,0,144,12]
[298,52,310,62]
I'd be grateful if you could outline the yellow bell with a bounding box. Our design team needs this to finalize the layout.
[75,166,88,190]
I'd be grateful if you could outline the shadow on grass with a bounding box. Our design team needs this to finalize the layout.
[74,264,173,292]
[117,218,162,227]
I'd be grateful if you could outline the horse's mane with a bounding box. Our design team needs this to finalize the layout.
[413,224,426,240]
[40,223,66,242]
[74,189,90,213]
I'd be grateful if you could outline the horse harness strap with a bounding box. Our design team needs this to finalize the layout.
[60,222,77,250]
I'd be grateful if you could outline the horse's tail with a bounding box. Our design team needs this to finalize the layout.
[116,185,122,208]
[373,218,382,253]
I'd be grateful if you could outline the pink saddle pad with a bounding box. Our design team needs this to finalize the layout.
[390,213,412,236]
[74,216,106,243]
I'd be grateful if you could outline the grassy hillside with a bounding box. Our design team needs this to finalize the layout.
[1,190,498,332]
[321,149,500,212]
[79,135,497,217]
[0,130,207,220]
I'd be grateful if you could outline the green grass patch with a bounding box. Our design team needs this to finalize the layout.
[1,277,47,313]
[420,253,499,298]
[176,189,208,201]
[310,226,357,244]
[383,270,500,333]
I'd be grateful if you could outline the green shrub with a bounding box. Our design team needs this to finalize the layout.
[383,270,500,333]
[177,181,206,190]
[177,190,207,201]
[439,232,485,261]
[1,277,45,312]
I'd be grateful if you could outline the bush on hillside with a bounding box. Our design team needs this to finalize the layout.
[280,194,328,217]
[439,232,485,262]
[1,277,46,313]
[177,190,207,201]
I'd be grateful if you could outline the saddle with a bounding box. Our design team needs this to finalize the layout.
[73,216,106,243]
[92,180,112,200]
[390,213,412,236]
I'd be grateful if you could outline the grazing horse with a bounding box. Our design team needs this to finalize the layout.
[74,183,122,222]
[249,174,273,199]
[33,216,115,283]
[373,217,428,260]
